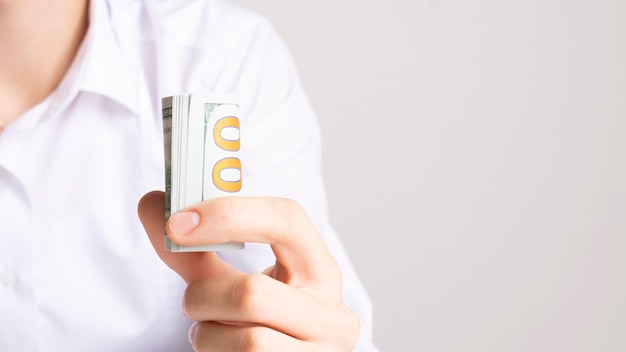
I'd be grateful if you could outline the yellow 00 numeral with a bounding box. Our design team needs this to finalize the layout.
[212,116,242,192]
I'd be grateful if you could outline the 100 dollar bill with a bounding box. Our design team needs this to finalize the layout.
[162,93,244,252]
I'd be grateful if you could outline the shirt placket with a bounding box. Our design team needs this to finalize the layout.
[0,163,38,351]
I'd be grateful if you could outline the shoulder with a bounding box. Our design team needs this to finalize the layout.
[140,0,299,116]
[147,0,276,48]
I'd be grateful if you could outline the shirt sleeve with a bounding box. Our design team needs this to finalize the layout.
[205,7,378,351]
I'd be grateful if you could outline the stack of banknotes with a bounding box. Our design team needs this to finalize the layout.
[162,92,244,252]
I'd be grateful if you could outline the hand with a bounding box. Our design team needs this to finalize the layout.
[138,192,360,351]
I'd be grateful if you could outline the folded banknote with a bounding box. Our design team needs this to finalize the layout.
[162,93,244,252]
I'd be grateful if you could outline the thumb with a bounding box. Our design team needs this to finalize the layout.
[137,191,239,283]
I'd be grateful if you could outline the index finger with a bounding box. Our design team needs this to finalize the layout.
[168,196,341,286]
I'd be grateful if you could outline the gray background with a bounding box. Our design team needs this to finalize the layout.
[232,0,625,351]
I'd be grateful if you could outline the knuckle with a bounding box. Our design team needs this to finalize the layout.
[232,274,269,318]
[238,327,268,351]
[338,307,362,350]
[207,197,238,227]
[324,305,361,351]
[271,197,303,234]
[348,310,362,345]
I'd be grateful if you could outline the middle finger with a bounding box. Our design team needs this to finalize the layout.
[183,274,344,341]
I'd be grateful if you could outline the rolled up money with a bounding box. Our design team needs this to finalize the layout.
[162,92,244,252]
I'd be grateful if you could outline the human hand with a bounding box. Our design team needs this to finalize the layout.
[138,192,360,351]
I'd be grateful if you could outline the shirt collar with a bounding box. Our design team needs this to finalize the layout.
[76,0,140,115]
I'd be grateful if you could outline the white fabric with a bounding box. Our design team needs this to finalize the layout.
[0,0,376,351]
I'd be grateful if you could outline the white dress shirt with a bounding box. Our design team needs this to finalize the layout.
[0,0,376,350]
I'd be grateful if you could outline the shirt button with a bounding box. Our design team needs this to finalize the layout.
[0,268,17,288]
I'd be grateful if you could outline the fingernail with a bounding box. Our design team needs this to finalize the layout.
[169,211,200,237]
[188,322,198,346]
[181,292,190,318]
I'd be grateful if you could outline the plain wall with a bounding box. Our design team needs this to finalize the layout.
[232,1,626,351]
